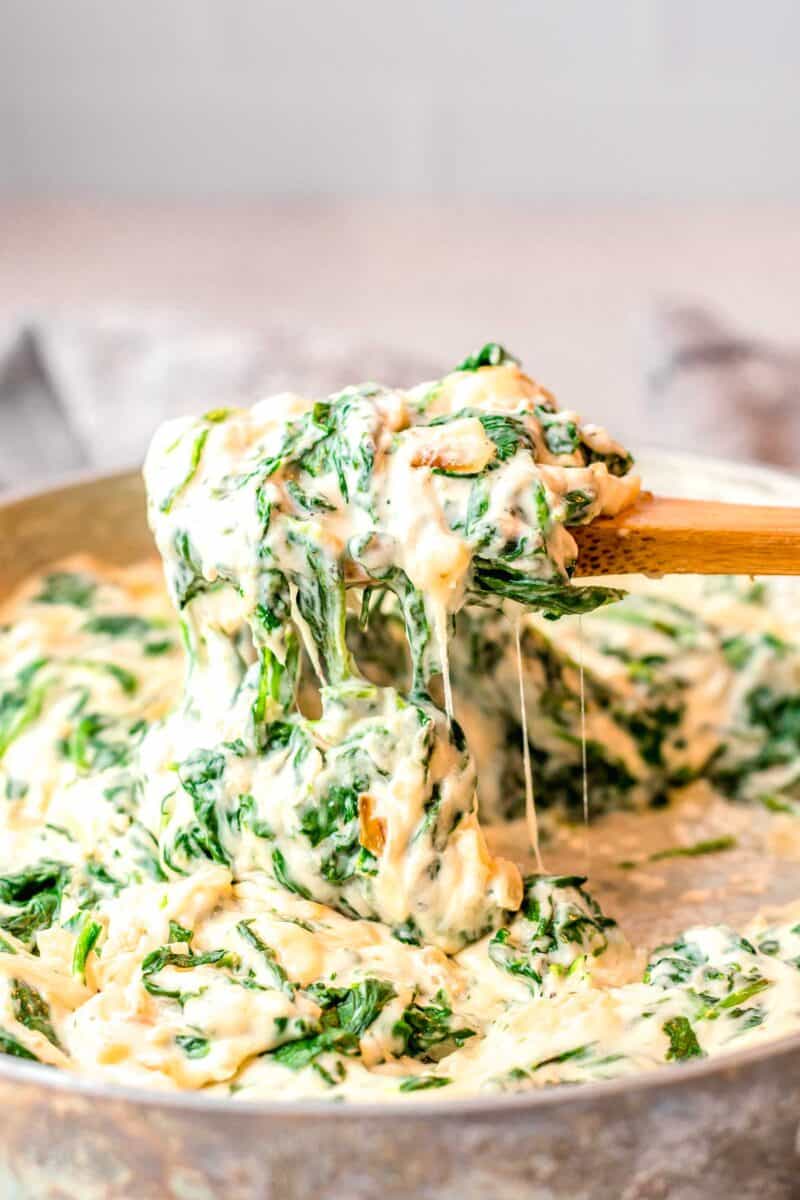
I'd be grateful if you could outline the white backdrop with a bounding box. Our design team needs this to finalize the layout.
[2,0,800,200]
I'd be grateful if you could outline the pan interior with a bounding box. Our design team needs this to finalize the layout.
[1,452,800,1105]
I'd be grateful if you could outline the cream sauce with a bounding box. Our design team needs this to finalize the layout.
[1,351,800,1103]
[514,619,542,872]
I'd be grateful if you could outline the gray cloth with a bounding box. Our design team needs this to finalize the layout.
[0,316,440,493]
[640,302,800,471]
[1,308,797,495]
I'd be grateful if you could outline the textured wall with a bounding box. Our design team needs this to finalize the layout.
[2,0,800,200]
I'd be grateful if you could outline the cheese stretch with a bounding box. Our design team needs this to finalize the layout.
[1,346,800,1102]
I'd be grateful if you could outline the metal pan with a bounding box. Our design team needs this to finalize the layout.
[1,454,800,1200]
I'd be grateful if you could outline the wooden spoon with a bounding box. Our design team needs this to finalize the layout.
[572,493,800,577]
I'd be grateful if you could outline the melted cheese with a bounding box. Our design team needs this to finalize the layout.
[1,352,800,1103]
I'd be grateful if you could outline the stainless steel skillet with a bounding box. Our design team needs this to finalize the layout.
[1,454,800,1200]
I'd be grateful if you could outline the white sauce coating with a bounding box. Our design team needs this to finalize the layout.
[2,349,800,1102]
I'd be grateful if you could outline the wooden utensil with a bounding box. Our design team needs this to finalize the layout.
[572,493,800,577]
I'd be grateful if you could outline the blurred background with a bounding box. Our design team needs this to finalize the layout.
[1,0,799,488]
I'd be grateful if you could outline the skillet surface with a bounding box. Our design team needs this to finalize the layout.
[1,455,800,1199]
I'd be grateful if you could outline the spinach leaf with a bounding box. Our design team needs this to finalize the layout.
[646,929,775,1029]
[34,572,96,608]
[0,861,69,948]
[0,660,49,758]
[392,917,422,946]
[272,848,312,899]
[564,489,593,523]
[288,535,351,685]
[295,393,376,504]
[236,919,294,996]
[300,781,358,847]
[269,976,397,1080]
[612,700,683,768]
[285,480,335,515]
[175,1034,210,1059]
[62,713,133,773]
[377,569,431,697]
[0,1027,39,1061]
[470,561,624,618]
[648,836,737,863]
[271,1029,356,1072]
[11,979,61,1048]
[531,1044,596,1071]
[454,343,519,371]
[254,569,291,637]
[141,948,234,976]
[160,427,210,514]
[82,614,156,638]
[582,441,634,477]
[67,659,138,696]
[141,943,235,1002]
[0,859,68,902]
[663,1016,703,1062]
[427,408,532,467]
[475,412,531,462]
[176,748,231,866]
[489,875,615,996]
[644,937,706,988]
[398,1075,450,1092]
[392,991,475,1061]
[537,409,580,456]
[72,917,102,981]
[0,893,61,946]
[172,530,208,609]
[252,641,299,728]
[747,686,800,747]
[168,921,193,944]
[307,978,395,1037]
